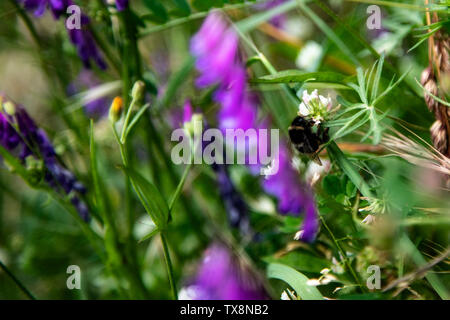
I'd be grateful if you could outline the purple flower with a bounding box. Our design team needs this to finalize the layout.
[18,0,72,18]
[212,162,250,234]
[0,95,90,221]
[180,244,267,300]
[297,195,319,242]
[115,0,129,11]
[183,99,193,124]
[263,144,304,214]
[263,143,319,241]
[18,0,106,69]
[17,0,47,16]
[67,15,107,70]
[190,13,258,136]
[190,13,319,242]
[67,70,109,118]
[0,112,21,151]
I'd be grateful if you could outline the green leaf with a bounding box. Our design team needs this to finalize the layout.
[89,120,107,219]
[0,144,30,183]
[372,70,409,106]
[120,166,169,229]
[415,78,450,107]
[370,54,385,104]
[264,252,329,273]
[192,0,224,11]
[138,226,160,243]
[267,263,323,300]
[172,0,191,16]
[346,180,357,198]
[280,216,302,233]
[326,141,373,199]
[123,103,151,140]
[143,0,168,23]
[322,174,342,197]
[251,70,350,85]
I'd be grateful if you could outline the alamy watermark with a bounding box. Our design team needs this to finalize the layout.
[171,118,281,176]
[366,265,381,290]
[66,5,81,30]
[66,265,81,290]
[367,5,382,30]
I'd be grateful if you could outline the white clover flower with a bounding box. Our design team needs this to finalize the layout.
[305,160,331,186]
[362,214,376,225]
[298,89,333,123]
[296,41,323,71]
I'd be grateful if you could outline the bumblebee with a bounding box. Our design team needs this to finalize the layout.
[288,116,329,161]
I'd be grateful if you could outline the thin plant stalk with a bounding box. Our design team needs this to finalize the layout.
[0,260,36,300]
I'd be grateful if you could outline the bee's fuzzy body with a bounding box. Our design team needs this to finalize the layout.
[288,116,329,156]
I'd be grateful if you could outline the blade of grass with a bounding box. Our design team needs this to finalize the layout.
[267,263,323,300]
[0,260,36,300]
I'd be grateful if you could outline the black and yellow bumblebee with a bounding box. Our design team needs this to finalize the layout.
[288,116,329,163]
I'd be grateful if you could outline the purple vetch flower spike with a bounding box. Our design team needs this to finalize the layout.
[191,13,258,140]
[263,143,319,242]
[48,0,73,19]
[17,0,48,17]
[183,99,193,124]
[17,0,107,70]
[190,13,319,241]
[17,0,73,19]
[295,193,319,242]
[115,0,129,11]
[211,162,251,234]
[0,112,21,151]
[67,19,107,70]
[190,13,238,88]
[0,95,90,221]
[263,143,304,215]
[180,244,267,300]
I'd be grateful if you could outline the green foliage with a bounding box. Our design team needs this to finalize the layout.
[267,263,324,300]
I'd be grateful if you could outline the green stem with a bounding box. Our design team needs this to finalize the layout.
[139,0,272,38]
[160,232,178,300]
[0,260,36,300]
[319,215,366,291]
[168,162,192,212]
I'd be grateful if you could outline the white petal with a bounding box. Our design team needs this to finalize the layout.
[298,102,310,116]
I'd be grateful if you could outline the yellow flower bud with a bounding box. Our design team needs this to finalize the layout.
[109,96,124,123]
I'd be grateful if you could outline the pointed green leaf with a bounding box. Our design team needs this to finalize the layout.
[143,0,168,23]
[267,263,323,300]
[120,166,169,229]
[251,70,350,85]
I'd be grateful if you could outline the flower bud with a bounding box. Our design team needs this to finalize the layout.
[109,96,124,123]
[184,113,203,138]
[131,80,146,103]
[3,101,16,116]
